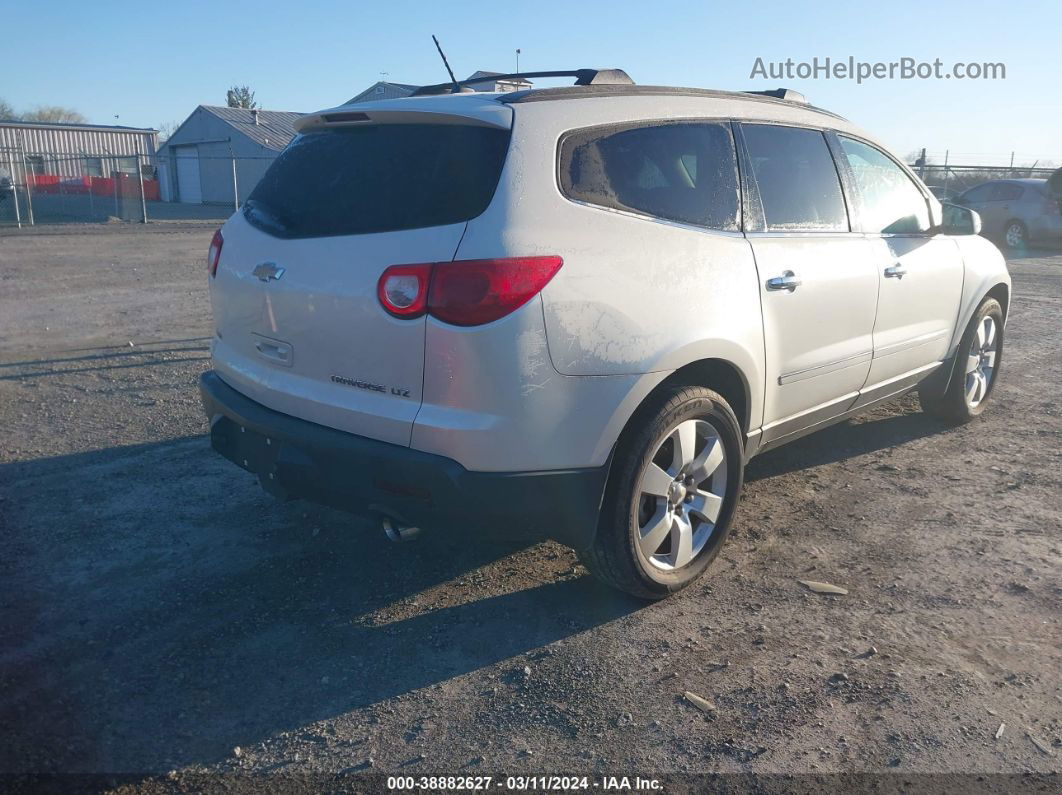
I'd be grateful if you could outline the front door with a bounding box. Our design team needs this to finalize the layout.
[740,123,879,447]
[834,135,964,406]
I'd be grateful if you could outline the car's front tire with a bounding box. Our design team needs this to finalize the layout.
[578,386,744,600]
[919,296,1003,423]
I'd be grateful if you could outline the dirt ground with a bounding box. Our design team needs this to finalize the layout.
[1,225,1059,785]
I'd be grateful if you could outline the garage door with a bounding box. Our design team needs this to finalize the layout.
[175,148,202,204]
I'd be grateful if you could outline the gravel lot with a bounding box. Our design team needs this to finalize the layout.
[1,225,1059,783]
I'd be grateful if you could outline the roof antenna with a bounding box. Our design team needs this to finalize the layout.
[431,35,460,94]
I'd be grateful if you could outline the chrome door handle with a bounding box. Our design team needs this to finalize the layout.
[884,264,907,279]
[766,270,801,291]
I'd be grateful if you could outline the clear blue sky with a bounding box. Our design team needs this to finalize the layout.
[4,0,1058,166]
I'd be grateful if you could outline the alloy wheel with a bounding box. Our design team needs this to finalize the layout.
[1005,222,1026,249]
[635,419,728,571]
[965,315,998,408]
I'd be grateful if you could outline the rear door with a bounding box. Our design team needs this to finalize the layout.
[833,134,963,404]
[210,114,512,446]
[739,123,879,447]
[992,182,1025,232]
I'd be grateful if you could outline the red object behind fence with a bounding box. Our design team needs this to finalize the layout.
[27,173,159,201]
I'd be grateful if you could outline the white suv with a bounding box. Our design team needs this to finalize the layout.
[200,70,1010,599]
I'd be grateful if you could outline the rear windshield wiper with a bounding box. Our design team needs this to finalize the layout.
[243,199,291,234]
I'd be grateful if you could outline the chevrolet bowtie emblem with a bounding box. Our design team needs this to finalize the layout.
[252,262,285,282]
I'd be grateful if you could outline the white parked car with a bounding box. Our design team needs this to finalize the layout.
[200,70,1010,599]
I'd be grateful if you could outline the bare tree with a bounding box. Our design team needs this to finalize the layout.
[21,106,88,124]
[0,98,15,120]
[226,86,258,109]
[157,120,181,143]
[22,106,85,123]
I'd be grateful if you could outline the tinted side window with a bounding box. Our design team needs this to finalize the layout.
[993,183,1024,201]
[838,136,930,234]
[559,122,739,230]
[961,183,996,203]
[742,124,847,231]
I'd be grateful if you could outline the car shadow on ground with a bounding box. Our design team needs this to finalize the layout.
[0,438,641,773]
[1,392,954,774]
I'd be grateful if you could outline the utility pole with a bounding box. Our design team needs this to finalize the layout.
[516,48,521,72]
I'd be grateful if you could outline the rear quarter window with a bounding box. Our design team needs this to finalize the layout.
[558,121,740,231]
[244,124,511,239]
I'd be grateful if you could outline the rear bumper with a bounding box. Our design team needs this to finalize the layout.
[199,371,607,548]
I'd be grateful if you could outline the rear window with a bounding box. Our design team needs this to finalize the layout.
[244,124,511,238]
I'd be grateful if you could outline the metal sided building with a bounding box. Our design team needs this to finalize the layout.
[156,106,301,205]
[0,119,159,179]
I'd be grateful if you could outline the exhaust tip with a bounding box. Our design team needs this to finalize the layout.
[382,517,422,543]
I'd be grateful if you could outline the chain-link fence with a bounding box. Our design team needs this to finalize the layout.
[0,147,277,227]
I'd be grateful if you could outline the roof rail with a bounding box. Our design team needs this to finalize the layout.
[411,68,634,97]
[744,88,808,104]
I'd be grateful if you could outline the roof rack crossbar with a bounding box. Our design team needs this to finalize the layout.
[411,68,633,96]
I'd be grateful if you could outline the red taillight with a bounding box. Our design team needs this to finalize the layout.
[207,229,223,278]
[377,263,432,318]
[377,256,563,327]
[429,256,563,326]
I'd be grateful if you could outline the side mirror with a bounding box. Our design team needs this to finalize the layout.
[939,202,981,235]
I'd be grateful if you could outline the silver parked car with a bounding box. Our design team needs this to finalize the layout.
[199,69,1011,599]
[957,177,1062,249]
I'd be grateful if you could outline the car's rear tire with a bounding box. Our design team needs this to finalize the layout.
[1003,220,1028,250]
[919,296,1003,423]
[578,386,744,600]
